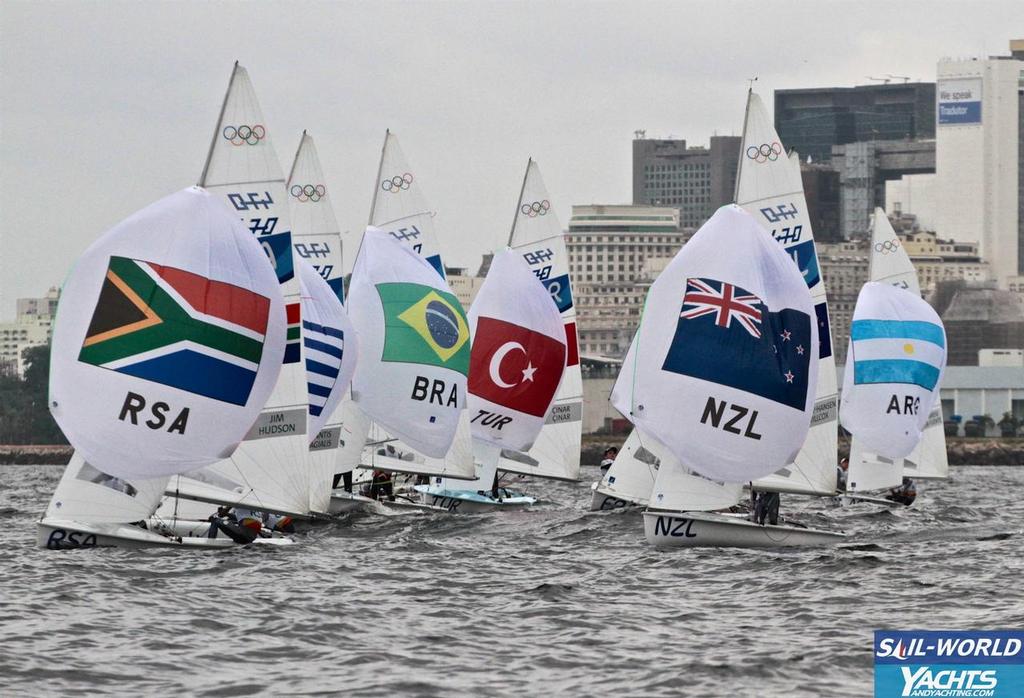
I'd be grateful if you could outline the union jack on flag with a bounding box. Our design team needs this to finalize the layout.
[679,278,763,338]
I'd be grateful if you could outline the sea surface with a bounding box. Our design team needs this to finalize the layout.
[1,464,1021,697]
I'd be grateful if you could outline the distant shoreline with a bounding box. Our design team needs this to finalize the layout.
[3,439,1023,467]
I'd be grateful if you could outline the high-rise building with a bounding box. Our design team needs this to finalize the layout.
[774,83,936,163]
[632,135,741,229]
[933,43,1023,286]
[567,204,686,358]
[1,287,60,377]
[941,283,1024,365]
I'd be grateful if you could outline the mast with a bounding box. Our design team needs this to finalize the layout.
[198,61,238,187]
[733,88,752,202]
[508,157,531,246]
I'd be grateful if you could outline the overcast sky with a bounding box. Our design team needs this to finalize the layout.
[1,0,1020,319]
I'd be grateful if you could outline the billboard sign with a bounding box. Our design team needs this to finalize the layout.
[938,78,982,125]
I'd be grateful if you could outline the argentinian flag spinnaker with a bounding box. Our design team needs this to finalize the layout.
[840,282,947,459]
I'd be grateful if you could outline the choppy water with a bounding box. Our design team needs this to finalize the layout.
[1,465,1022,697]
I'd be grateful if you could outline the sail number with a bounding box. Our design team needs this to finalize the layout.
[653,516,697,538]
[429,496,462,511]
[46,529,98,549]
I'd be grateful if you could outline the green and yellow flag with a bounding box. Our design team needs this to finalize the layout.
[376,282,470,375]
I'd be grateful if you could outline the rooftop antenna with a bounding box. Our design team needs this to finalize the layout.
[634,129,646,139]
[886,74,911,83]
[866,76,891,84]
[746,76,758,90]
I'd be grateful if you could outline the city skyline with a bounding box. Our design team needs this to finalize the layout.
[2,1,1021,320]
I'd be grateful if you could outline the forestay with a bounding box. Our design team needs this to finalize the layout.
[48,187,284,480]
[367,130,446,278]
[190,62,314,516]
[866,208,948,481]
[467,249,567,452]
[737,92,839,496]
[348,229,470,459]
[841,282,947,459]
[498,160,583,481]
[617,204,819,483]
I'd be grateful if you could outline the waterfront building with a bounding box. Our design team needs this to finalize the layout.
[0,287,60,377]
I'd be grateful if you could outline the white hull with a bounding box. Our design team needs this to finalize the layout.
[413,485,536,512]
[643,510,846,548]
[589,484,643,512]
[328,490,384,514]
[38,519,237,550]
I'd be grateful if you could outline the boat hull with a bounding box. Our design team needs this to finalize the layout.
[413,485,536,512]
[589,483,643,512]
[643,510,846,548]
[328,490,383,514]
[37,519,237,550]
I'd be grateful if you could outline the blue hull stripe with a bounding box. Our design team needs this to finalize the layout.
[854,359,940,390]
[851,319,945,347]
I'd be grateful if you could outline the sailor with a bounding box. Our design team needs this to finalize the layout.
[207,505,260,544]
[600,447,618,471]
[367,469,395,501]
[753,491,780,526]
[265,513,295,533]
[837,457,849,491]
[886,477,917,506]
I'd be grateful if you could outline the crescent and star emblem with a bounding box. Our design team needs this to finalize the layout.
[488,341,536,388]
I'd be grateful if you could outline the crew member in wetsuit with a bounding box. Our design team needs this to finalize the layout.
[753,491,780,526]
[600,447,618,472]
[886,477,917,506]
[368,470,394,501]
[207,506,261,544]
[837,457,849,492]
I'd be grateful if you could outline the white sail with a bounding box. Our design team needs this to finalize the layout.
[498,160,582,481]
[737,92,839,496]
[467,249,567,452]
[48,187,285,480]
[188,62,314,516]
[618,204,819,483]
[592,429,657,507]
[865,208,948,481]
[367,130,446,277]
[45,453,169,525]
[841,283,947,459]
[361,407,475,479]
[649,460,744,513]
[348,229,469,458]
[846,440,903,492]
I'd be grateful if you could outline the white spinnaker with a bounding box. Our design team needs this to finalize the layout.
[498,160,582,481]
[619,205,819,483]
[348,229,469,459]
[841,283,947,459]
[866,209,948,481]
[187,61,314,516]
[44,453,168,525]
[297,259,358,512]
[467,249,567,452]
[48,187,285,480]
[367,130,446,278]
[737,92,838,496]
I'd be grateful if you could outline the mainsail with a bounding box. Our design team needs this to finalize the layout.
[180,61,315,516]
[45,454,169,526]
[48,186,285,480]
[287,132,356,512]
[736,92,839,495]
[865,209,949,481]
[497,160,583,481]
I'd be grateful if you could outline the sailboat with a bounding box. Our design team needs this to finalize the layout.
[589,428,660,511]
[735,92,842,503]
[330,132,476,513]
[413,248,568,510]
[39,187,287,548]
[617,204,845,547]
[160,62,343,524]
[838,208,949,506]
[491,159,583,486]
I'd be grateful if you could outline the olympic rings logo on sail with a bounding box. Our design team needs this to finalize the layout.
[290,184,326,203]
[222,124,266,146]
[745,142,783,163]
[521,200,550,217]
[874,239,901,254]
[382,173,413,193]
